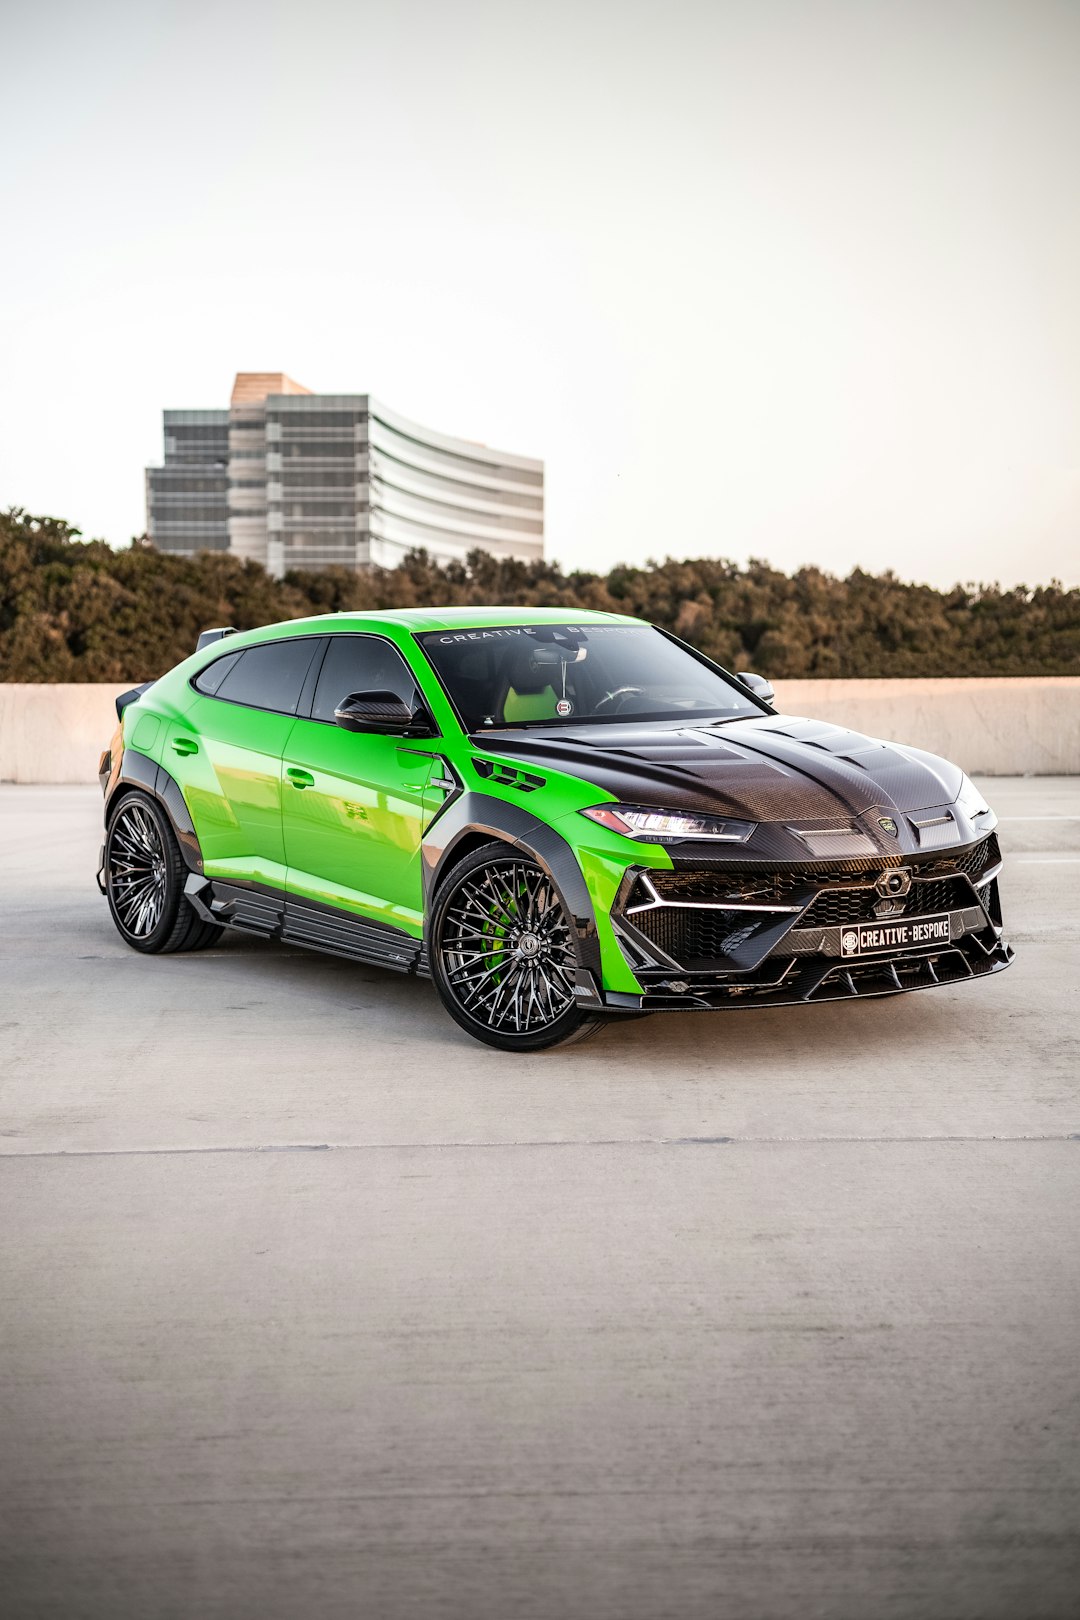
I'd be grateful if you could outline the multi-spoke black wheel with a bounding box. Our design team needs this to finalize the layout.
[108,800,168,937]
[104,792,222,954]
[431,844,602,1051]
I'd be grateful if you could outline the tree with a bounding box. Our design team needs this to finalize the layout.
[2,506,1077,681]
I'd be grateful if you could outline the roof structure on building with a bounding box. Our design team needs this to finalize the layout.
[230,372,313,407]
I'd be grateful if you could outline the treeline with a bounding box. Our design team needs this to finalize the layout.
[2,507,1078,683]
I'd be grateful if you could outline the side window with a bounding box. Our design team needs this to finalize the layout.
[311,635,422,723]
[193,650,242,695]
[212,639,320,715]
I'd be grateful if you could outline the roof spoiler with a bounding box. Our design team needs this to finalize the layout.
[196,626,238,652]
[115,681,155,721]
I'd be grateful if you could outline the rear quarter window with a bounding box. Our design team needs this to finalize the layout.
[194,638,321,715]
[192,651,242,695]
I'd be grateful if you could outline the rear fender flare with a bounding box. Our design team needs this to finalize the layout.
[104,748,204,875]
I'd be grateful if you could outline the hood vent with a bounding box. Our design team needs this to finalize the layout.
[787,826,878,858]
[908,811,961,849]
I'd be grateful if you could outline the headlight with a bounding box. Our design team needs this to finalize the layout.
[580,804,756,843]
[953,775,998,831]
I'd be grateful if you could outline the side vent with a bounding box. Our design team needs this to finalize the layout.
[473,758,546,793]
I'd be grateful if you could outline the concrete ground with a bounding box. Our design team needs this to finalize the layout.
[1,779,1078,1620]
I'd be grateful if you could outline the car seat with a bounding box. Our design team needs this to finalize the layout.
[499,643,560,722]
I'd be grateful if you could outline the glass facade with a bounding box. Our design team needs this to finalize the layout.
[145,376,544,576]
[146,412,229,553]
[264,396,365,574]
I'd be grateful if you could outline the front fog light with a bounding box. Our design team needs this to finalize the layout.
[580,804,756,843]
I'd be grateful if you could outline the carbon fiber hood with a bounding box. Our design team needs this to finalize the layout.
[473,714,966,823]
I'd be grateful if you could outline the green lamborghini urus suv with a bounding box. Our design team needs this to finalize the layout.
[98,608,1011,1050]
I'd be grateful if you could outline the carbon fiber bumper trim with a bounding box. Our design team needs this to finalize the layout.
[609,928,1013,1012]
[781,903,989,956]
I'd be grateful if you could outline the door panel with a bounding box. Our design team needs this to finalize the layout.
[281,720,438,933]
[171,698,297,885]
[170,636,325,885]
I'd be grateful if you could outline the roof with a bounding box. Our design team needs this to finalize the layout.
[230,372,312,407]
[324,606,643,633]
[220,606,645,647]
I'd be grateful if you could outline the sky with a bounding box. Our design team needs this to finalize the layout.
[2,0,1078,588]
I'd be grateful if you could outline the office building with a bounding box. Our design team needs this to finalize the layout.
[146,372,544,576]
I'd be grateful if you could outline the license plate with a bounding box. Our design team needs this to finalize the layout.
[839,914,951,957]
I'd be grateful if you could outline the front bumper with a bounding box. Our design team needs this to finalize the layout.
[603,831,1013,1011]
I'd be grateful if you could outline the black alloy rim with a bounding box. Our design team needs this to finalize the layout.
[439,861,578,1034]
[108,802,168,937]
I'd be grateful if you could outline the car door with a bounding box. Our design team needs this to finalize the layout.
[171,636,325,886]
[281,634,441,933]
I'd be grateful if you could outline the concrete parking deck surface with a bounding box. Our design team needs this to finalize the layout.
[1,779,1078,1619]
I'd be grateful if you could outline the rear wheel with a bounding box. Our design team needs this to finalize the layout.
[431,843,602,1052]
[104,792,222,954]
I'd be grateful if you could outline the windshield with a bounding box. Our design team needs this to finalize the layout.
[414,623,762,731]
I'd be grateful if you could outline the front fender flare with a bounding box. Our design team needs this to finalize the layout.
[422,791,604,996]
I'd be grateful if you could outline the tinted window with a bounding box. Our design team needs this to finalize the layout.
[213,638,320,715]
[311,635,422,723]
[415,624,761,730]
[193,650,242,695]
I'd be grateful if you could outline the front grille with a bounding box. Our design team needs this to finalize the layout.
[644,834,996,906]
[799,874,977,929]
[631,907,764,966]
[634,848,997,913]
[909,876,975,915]
[920,832,1000,878]
[799,886,878,926]
[643,868,814,906]
[621,834,998,972]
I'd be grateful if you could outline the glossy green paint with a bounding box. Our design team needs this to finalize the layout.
[179,695,295,886]
[120,607,681,994]
[280,720,440,934]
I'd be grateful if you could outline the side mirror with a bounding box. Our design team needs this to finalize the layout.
[738,671,775,705]
[334,690,427,735]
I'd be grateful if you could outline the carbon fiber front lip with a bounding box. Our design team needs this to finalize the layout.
[604,928,1013,1012]
[781,903,989,956]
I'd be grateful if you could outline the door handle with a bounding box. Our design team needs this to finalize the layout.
[172,737,198,756]
[287,767,315,790]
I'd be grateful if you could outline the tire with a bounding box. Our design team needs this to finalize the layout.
[104,791,223,954]
[430,842,604,1052]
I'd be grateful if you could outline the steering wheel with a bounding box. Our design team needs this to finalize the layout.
[595,685,647,713]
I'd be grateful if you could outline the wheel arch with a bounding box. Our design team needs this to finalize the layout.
[422,791,604,992]
[429,828,508,892]
[104,749,204,875]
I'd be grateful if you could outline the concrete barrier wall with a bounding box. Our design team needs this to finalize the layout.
[1,684,129,785]
[775,677,1080,776]
[1,678,1078,783]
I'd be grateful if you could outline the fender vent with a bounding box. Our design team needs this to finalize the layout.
[472,758,546,792]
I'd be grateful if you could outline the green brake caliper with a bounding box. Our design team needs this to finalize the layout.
[481,872,525,986]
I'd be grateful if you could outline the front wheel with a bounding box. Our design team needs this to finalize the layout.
[431,844,602,1052]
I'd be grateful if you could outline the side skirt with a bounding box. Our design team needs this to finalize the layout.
[185,876,427,976]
